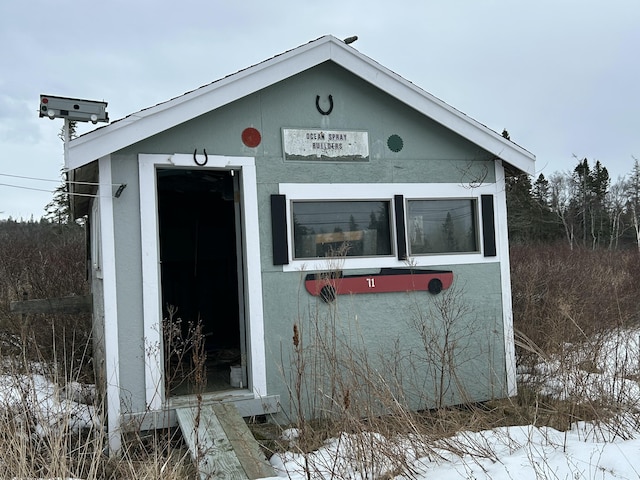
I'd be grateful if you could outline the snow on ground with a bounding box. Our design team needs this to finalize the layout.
[269,328,640,480]
[1,329,639,479]
[0,365,98,436]
[519,328,640,406]
[271,423,640,479]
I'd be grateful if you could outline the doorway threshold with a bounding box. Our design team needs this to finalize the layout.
[167,391,280,418]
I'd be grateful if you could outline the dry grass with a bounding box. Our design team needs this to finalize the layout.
[0,221,92,380]
[0,346,196,479]
[0,221,197,478]
[2,220,640,478]
[254,244,640,478]
[510,244,640,356]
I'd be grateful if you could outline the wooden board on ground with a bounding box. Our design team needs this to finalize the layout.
[9,295,92,314]
[175,402,275,480]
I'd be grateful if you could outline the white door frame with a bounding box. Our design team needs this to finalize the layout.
[138,153,267,410]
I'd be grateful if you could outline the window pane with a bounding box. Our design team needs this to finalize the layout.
[407,199,478,254]
[292,201,392,258]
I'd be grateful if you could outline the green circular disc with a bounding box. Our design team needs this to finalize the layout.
[387,134,403,152]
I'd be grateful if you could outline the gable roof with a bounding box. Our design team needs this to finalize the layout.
[66,35,535,174]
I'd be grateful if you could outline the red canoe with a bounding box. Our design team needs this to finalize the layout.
[305,268,453,302]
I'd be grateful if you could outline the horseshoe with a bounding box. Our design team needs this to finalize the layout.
[193,148,208,166]
[315,95,333,115]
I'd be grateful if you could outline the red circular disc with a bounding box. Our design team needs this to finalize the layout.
[241,127,261,148]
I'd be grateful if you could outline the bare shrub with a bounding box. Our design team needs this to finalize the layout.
[406,283,479,409]
[511,244,640,437]
[162,305,208,397]
[510,244,640,359]
[278,260,493,478]
[266,245,640,479]
[0,220,91,380]
[0,344,194,479]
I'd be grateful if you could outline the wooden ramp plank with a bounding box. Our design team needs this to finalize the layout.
[176,403,275,480]
[212,403,275,480]
[176,404,245,480]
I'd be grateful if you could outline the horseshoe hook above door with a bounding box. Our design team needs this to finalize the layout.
[315,95,333,115]
[193,148,208,166]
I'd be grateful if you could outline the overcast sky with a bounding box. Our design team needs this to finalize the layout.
[1,0,638,220]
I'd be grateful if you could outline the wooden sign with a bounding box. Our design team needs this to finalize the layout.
[283,128,369,162]
[305,268,453,302]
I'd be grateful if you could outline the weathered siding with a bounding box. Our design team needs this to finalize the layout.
[110,155,147,412]
[261,263,506,417]
[110,61,507,416]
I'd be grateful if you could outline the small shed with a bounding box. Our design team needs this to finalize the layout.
[65,35,535,450]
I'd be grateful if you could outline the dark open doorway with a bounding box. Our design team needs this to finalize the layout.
[156,168,246,395]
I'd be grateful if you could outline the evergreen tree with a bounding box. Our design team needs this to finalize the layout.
[531,174,550,206]
[570,158,610,248]
[590,160,610,247]
[591,160,610,203]
[441,211,458,251]
[501,128,563,244]
[44,170,71,225]
[572,158,591,246]
[505,172,535,244]
[530,173,562,242]
[348,214,358,232]
[44,121,77,225]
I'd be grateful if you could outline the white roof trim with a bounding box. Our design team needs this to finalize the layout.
[67,35,535,174]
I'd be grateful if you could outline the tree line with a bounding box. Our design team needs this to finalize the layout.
[14,155,640,253]
[5,121,639,254]
[506,154,640,250]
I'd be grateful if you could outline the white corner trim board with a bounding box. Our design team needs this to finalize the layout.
[494,160,517,396]
[98,155,123,453]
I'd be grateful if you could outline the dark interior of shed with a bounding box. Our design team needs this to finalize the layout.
[156,168,242,394]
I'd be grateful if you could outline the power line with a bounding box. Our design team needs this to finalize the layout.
[0,182,100,198]
[0,172,60,184]
[0,172,118,187]
[0,182,55,193]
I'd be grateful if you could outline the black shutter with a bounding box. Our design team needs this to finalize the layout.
[481,194,497,257]
[271,194,289,265]
[394,195,407,260]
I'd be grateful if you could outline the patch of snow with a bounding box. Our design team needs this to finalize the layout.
[0,371,99,436]
[270,328,640,480]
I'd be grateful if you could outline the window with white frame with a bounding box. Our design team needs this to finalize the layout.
[292,200,393,259]
[273,184,496,269]
[407,199,479,255]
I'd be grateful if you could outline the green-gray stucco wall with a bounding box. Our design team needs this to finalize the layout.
[110,155,147,411]
[262,263,506,418]
[109,61,508,416]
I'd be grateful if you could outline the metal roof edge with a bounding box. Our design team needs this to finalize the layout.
[67,35,535,173]
[325,39,536,173]
[67,36,336,169]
